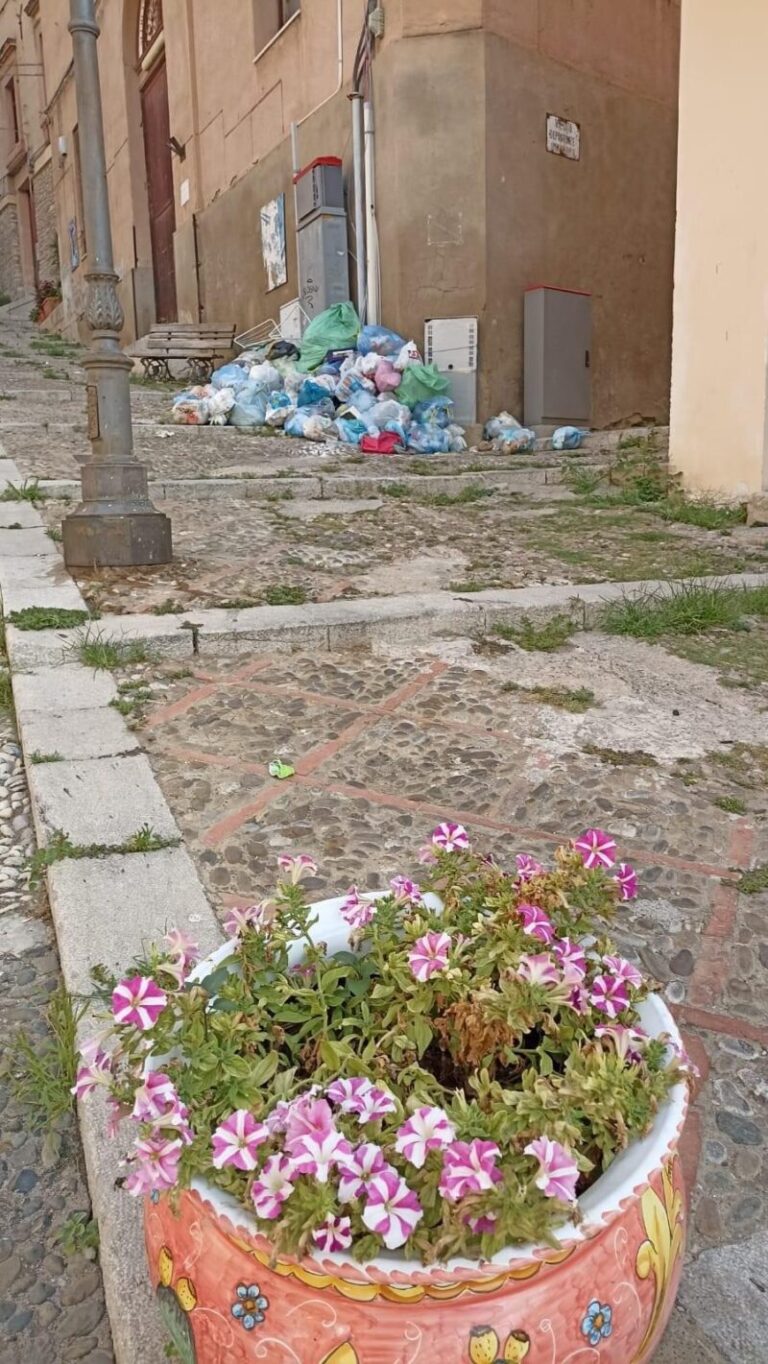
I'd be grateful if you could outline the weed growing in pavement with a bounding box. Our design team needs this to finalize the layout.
[714,795,748,815]
[56,1212,99,1261]
[67,625,152,670]
[379,482,410,498]
[9,983,85,1131]
[422,484,495,507]
[265,489,295,502]
[8,606,90,631]
[30,340,79,358]
[109,686,152,716]
[737,864,768,895]
[152,599,184,616]
[450,580,491,594]
[564,466,605,497]
[0,291,10,306]
[216,597,260,611]
[599,581,768,641]
[264,584,307,606]
[0,479,45,504]
[46,526,63,543]
[0,393,16,401]
[27,825,181,887]
[583,745,657,767]
[493,614,576,652]
[502,682,597,713]
[30,751,64,764]
[0,670,12,711]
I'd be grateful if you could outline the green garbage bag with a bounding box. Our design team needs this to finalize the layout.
[395,362,450,408]
[297,302,361,372]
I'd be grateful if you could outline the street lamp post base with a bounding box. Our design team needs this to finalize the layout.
[62,508,172,568]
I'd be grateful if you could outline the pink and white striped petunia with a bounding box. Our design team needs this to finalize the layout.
[125,1136,183,1195]
[223,902,272,939]
[590,973,630,1019]
[112,976,167,1031]
[337,1142,391,1202]
[515,952,560,987]
[326,1077,396,1124]
[250,1154,297,1220]
[408,930,452,983]
[131,1071,179,1122]
[277,853,318,884]
[524,1136,579,1203]
[71,1049,112,1101]
[285,1098,351,1182]
[430,822,470,853]
[595,1023,646,1063]
[516,853,544,883]
[362,1169,423,1249]
[439,1140,503,1202]
[574,828,617,871]
[465,1211,498,1236]
[389,875,423,904]
[211,1110,269,1171]
[395,1106,456,1169]
[160,1099,194,1146]
[602,954,643,989]
[417,842,439,866]
[163,929,200,974]
[613,862,638,901]
[339,887,377,930]
[517,903,555,944]
[312,1214,353,1253]
[553,937,587,980]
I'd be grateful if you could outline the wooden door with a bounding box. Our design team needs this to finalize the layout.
[141,59,177,322]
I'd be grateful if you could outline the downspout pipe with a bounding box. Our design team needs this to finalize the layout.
[348,90,366,322]
[363,95,380,325]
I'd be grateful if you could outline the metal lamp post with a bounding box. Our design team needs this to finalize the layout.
[62,0,171,568]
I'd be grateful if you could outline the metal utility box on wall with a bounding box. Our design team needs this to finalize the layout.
[424,316,478,426]
[298,211,350,320]
[524,286,591,427]
[295,157,344,224]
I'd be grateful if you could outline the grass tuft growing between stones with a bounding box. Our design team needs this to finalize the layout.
[713,795,747,815]
[599,581,768,641]
[9,983,85,1134]
[737,865,768,895]
[263,584,308,606]
[27,824,181,887]
[583,745,657,767]
[66,625,152,670]
[0,479,46,504]
[30,750,64,764]
[502,682,597,713]
[8,606,91,631]
[56,1212,99,1261]
[0,670,12,711]
[493,614,576,652]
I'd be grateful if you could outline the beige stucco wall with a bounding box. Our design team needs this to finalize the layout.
[669,0,768,497]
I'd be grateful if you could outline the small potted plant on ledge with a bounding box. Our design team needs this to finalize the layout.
[75,826,693,1364]
[31,279,62,324]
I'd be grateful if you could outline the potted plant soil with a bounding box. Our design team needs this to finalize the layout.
[75,826,692,1363]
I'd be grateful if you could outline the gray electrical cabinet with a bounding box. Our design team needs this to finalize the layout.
[298,210,350,320]
[524,286,591,427]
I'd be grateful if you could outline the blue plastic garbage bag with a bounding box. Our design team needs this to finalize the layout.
[297,378,336,408]
[552,426,586,451]
[335,416,368,445]
[210,362,248,392]
[357,324,405,357]
[229,383,268,428]
[412,397,454,429]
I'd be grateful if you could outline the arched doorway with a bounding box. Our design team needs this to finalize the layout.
[137,0,177,321]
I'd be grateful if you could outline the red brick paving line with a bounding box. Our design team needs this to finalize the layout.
[675,1004,768,1048]
[143,659,273,729]
[686,821,754,1010]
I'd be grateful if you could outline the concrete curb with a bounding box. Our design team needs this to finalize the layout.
[8,571,768,671]
[0,456,221,1364]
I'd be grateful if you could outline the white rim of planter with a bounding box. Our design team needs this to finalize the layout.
[184,893,689,1281]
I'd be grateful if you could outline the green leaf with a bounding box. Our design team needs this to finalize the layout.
[249,1052,280,1086]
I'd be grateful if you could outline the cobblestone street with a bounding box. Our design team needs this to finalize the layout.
[1,312,767,1360]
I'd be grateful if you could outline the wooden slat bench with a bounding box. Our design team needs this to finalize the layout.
[130,323,236,383]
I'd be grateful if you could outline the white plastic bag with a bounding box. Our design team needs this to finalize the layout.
[484,411,522,440]
[394,341,422,372]
[208,387,237,425]
[248,362,281,392]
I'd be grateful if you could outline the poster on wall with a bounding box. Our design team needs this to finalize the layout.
[260,193,287,292]
[68,219,80,271]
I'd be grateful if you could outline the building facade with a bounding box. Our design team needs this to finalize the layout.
[4,0,681,429]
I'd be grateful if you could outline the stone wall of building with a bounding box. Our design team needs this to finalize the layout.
[33,160,60,286]
[0,201,23,299]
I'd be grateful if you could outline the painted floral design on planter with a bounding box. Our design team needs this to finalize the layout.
[76,826,693,1361]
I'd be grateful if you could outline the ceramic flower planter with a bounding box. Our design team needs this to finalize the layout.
[143,895,688,1364]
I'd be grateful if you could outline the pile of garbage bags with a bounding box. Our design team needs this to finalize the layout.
[171,302,467,454]
[481,413,586,454]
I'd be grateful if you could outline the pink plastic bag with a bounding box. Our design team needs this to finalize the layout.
[374,358,401,393]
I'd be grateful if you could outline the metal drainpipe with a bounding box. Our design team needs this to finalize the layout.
[363,95,380,325]
[349,90,366,322]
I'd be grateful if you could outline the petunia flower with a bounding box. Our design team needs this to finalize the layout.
[250,1155,297,1220]
[668,1039,701,1080]
[602,954,643,989]
[465,1211,498,1235]
[224,903,271,939]
[595,1024,646,1063]
[285,1098,351,1182]
[517,903,555,944]
[326,1077,396,1124]
[277,853,318,884]
[162,929,200,981]
[131,1071,179,1122]
[389,875,423,904]
[71,1048,112,1100]
[553,937,587,980]
[516,853,544,883]
[524,1135,579,1203]
[112,976,167,1031]
[439,1140,502,1202]
[613,862,638,901]
[430,821,470,853]
[312,1214,353,1253]
[417,842,439,866]
[408,930,452,983]
[362,1169,423,1249]
[211,1110,269,1171]
[337,1142,391,1202]
[339,887,377,930]
[590,973,630,1019]
[126,1136,183,1194]
[160,1099,194,1146]
[395,1106,456,1169]
[515,953,560,987]
[574,828,617,871]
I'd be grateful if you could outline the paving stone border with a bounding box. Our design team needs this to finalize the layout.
[0,456,222,1364]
